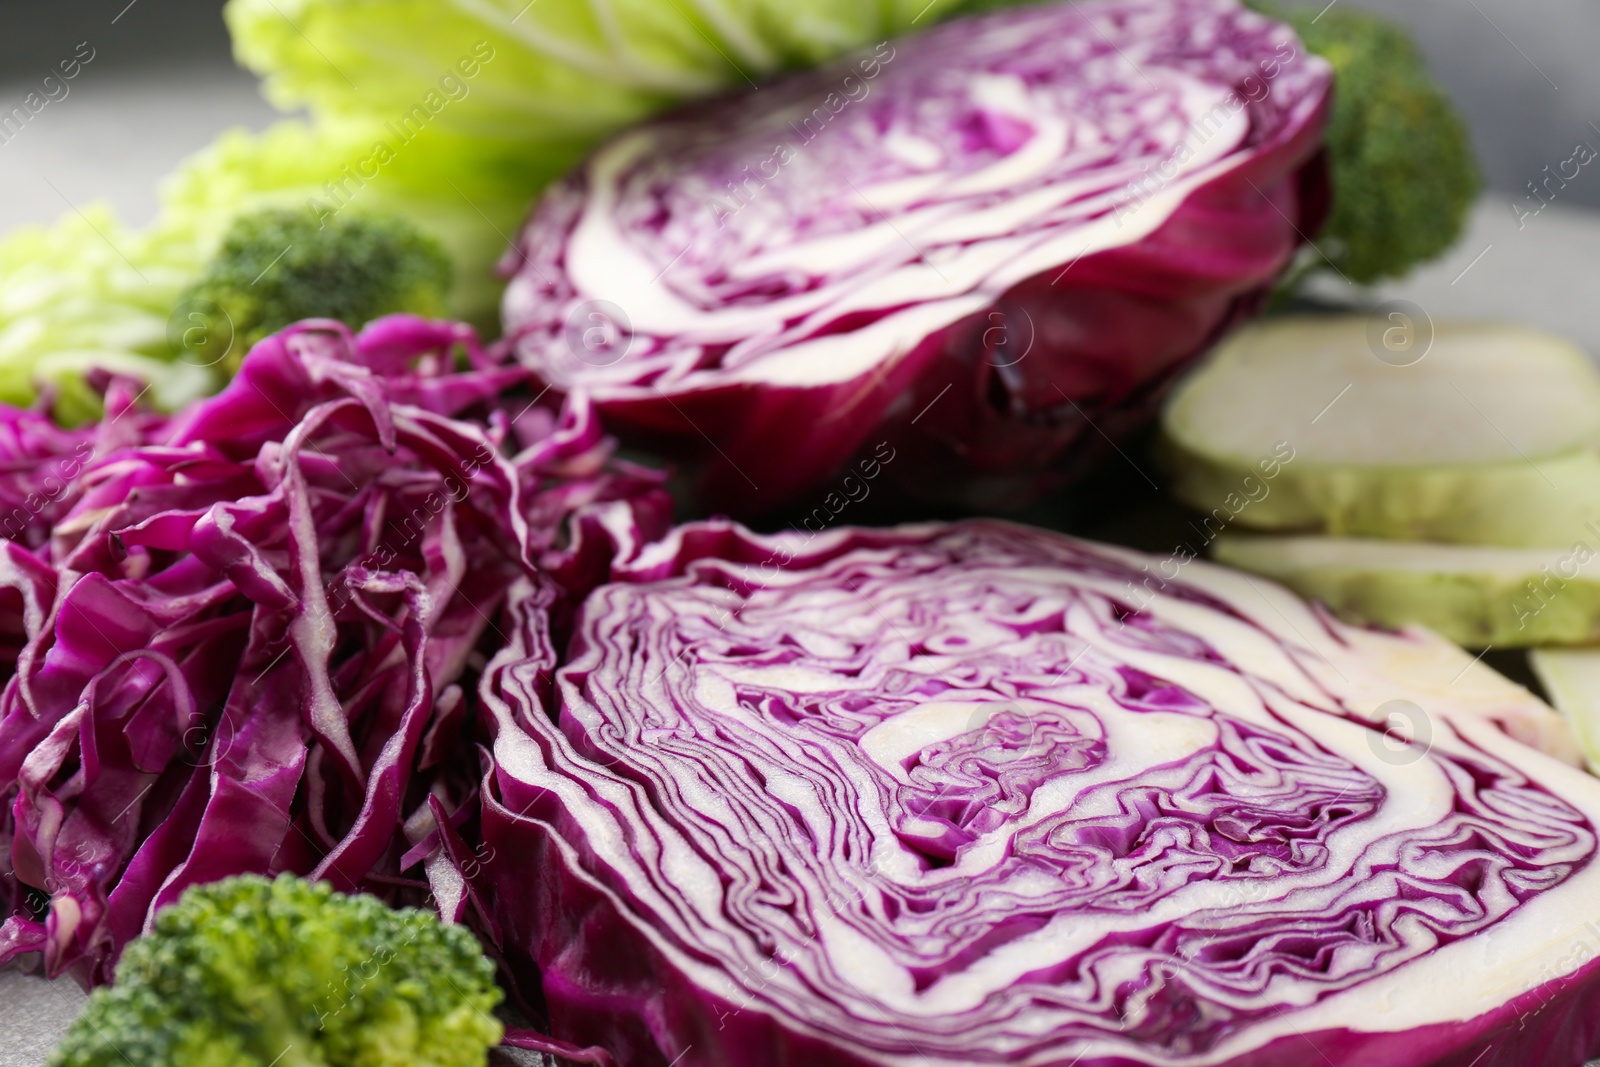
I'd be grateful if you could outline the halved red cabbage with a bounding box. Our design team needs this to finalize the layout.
[480,520,1600,1066]
[503,0,1332,512]
[0,316,670,986]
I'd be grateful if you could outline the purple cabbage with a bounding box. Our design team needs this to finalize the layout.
[0,379,169,553]
[503,0,1332,514]
[0,383,171,674]
[0,315,670,988]
[477,519,1600,1066]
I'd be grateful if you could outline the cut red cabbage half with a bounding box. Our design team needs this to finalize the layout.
[480,520,1600,1067]
[0,315,670,986]
[503,0,1332,513]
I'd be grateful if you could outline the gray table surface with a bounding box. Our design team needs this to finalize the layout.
[3,64,1600,1067]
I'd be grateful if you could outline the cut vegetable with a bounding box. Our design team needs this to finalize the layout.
[504,0,1332,513]
[0,316,670,986]
[1212,535,1600,647]
[1161,315,1600,546]
[1530,648,1600,775]
[480,519,1600,1067]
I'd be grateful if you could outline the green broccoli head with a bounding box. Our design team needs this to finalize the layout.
[1254,1,1482,285]
[49,874,503,1067]
[178,208,452,370]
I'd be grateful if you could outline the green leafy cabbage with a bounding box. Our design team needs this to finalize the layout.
[225,0,939,130]
[0,205,212,424]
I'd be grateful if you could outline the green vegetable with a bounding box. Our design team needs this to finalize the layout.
[1160,315,1600,546]
[0,118,549,417]
[1530,648,1600,773]
[181,208,451,370]
[1213,535,1600,648]
[0,205,216,424]
[1251,1,1481,285]
[50,874,503,1067]
[161,119,566,328]
[224,0,936,135]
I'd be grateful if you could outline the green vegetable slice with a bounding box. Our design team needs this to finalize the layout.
[1161,314,1600,546]
[1213,534,1600,648]
[1530,648,1600,774]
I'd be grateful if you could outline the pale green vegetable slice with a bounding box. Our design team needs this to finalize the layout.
[1161,314,1600,546]
[1212,534,1600,648]
[1529,648,1600,774]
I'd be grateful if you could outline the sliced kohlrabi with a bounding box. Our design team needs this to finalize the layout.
[1530,648,1600,773]
[1161,315,1600,546]
[1212,534,1600,647]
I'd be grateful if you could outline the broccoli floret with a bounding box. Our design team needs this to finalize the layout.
[49,874,503,1067]
[1253,1,1482,285]
[179,208,451,369]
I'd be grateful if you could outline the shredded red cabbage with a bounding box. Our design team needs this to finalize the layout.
[0,316,670,987]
